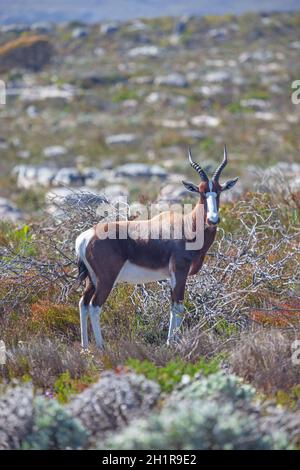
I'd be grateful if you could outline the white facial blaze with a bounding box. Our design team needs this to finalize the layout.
[206,181,218,223]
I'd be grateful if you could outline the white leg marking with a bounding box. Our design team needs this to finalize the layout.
[89,303,104,349]
[169,271,176,290]
[167,302,184,345]
[79,297,89,349]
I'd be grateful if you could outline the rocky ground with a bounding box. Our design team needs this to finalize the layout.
[0,11,300,220]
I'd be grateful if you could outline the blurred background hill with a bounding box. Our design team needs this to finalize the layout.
[1,0,300,24]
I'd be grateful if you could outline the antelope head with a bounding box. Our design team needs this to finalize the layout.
[182,146,238,227]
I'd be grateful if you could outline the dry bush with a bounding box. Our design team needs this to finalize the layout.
[0,35,53,72]
[99,340,177,370]
[228,327,300,393]
[0,191,124,313]
[249,296,300,327]
[3,337,101,389]
[0,184,299,350]
[175,320,235,362]
[184,194,300,327]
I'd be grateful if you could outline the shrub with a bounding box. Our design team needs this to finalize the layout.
[249,297,300,327]
[105,399,290,450]
[53,370,97,404]
[67,371,160,444]
[0,35,53,72]
[166,370,256,405]
[104,372,291,450]
[4,337,100,390]
[228,328,300,393]
[0,382,88,450]
[112,87,139,103]
[30,300,79,336]
[126,357,221,393]
[0,383,34,450]
[22,396,88,450]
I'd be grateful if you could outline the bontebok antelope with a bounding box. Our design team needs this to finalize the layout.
[76,147,238,349]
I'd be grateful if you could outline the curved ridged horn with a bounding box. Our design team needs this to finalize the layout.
[212,145,228,182]
[188,146,208,182]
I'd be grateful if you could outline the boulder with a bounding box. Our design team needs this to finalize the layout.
[13,165,56,189]
[115,163,166,178]
[0,197,23,222]
[52,168,86,186]
[72,28,89,39]
[43,145,67,158]
[128,46,162,58]
[203,71,230,83]
[155,73,188,88]
[190,115,220,128]
[105,134,138,145]
[100,23,119,35]
[0,35,53,72]
[158,184,189,203]
[145,91,168,104]
[20,85,75,101]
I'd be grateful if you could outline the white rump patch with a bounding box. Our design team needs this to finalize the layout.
[75,228,97,286]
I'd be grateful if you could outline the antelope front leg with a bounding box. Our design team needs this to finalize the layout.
[167,261,189,345]
[89,303,104,349]
[167,301,184,345]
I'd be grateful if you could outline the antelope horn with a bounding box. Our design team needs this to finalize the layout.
[212,145,228,182]
[188,146,208,182]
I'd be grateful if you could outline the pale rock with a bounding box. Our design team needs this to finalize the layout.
[52,168,86,186]
[190,115,220,128]
[145,92,167,104]
[128,46,162,58]
[254,112,277,121]
[158,184,189,203]
[115,163,166,178]
[72,28,88,39]
[204,71,230,83]
[0,197,23,222]
[105,134,138,145]
[161,119,188,129]
[100,22,119,35]
[43,145,67,158]
[13,165,56,189]
[155,73,188,88]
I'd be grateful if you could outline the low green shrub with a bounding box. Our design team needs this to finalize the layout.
[104,372,291,450]
[0,383,88,450]
[126,357,221,393]
[54,370,97,404]
[22,396,88,450]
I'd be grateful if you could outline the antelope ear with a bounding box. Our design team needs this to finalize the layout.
[221,177,239,191]
[182,180,200,193]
